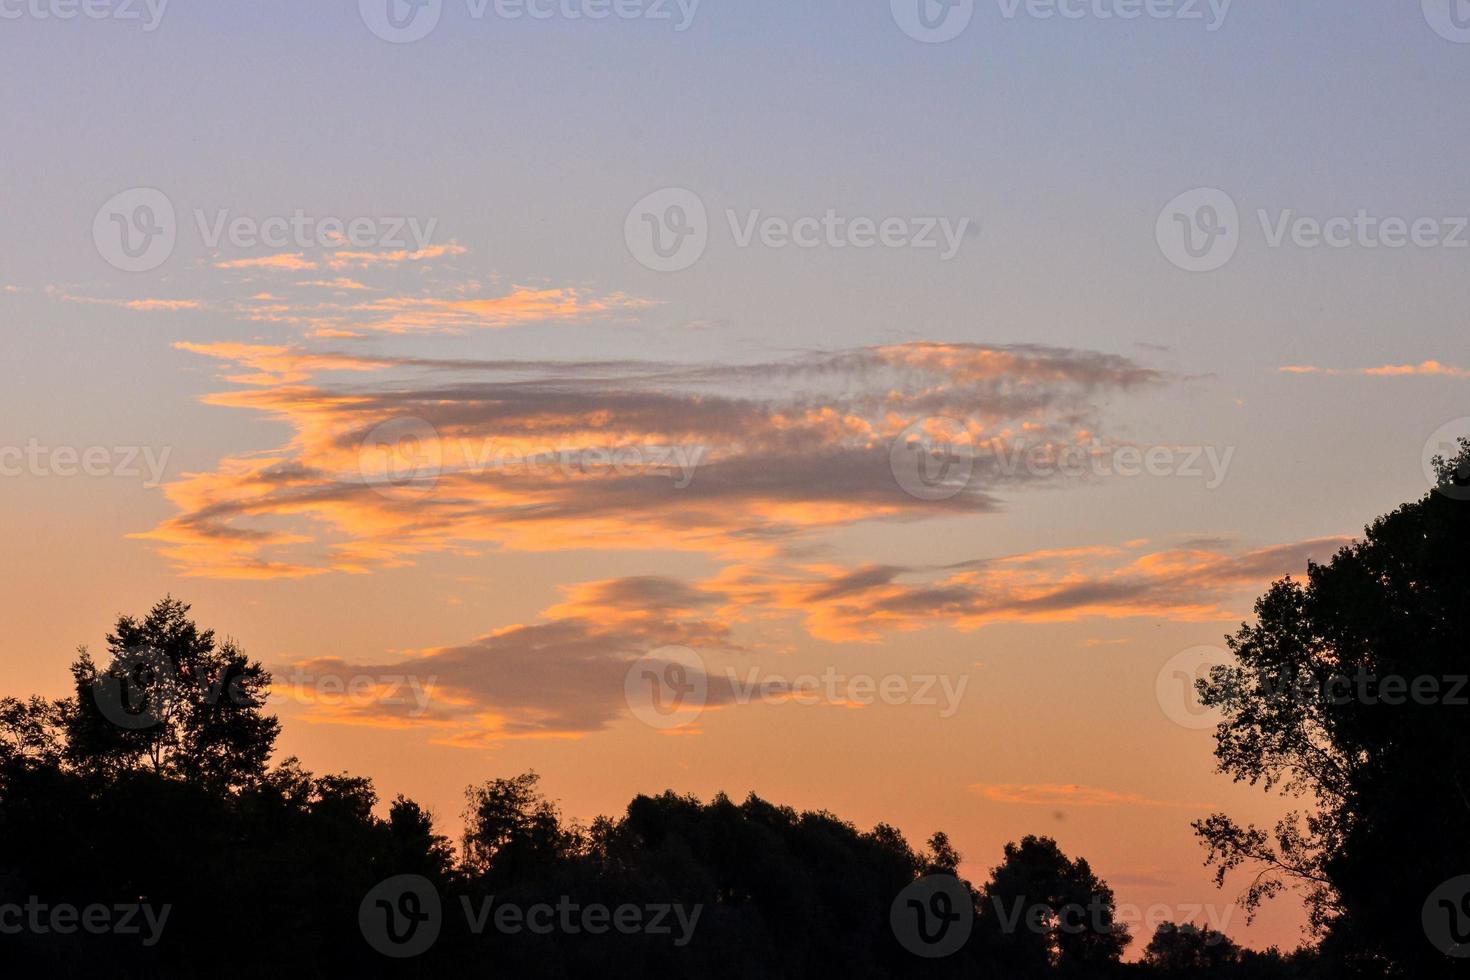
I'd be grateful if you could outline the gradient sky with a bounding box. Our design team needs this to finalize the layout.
[3,0,1469,956]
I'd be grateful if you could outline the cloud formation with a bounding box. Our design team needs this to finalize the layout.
[678,536,1351,642]
[137,341,1165,578]
[1280,360,1470,378]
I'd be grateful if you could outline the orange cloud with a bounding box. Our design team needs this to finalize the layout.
[349,287,654,333]
[325,243,467,268]
[276,589,737,744]
[135,342,1167,579]
[1280,360,1470,378]
[297,278,372,291]
[126,299,202,311]
[705,537,1349,642]
[213,253,317,271]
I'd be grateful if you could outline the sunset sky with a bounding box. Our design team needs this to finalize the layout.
[3,0,1469,954]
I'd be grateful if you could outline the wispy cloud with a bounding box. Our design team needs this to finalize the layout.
[280,579,737,744]
[214,253,317,271]
[1280,360,1470,378]
[325,243,467,268]
[135,341,1165,579]
[702,536,1349,642]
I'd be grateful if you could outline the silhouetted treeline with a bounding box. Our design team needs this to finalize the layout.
[1,441,1467,977]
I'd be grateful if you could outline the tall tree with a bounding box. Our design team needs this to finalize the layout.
[62,597,279,791]
[1194,438,1470,976]
[1142,922,1243,977]
[978,834,1129,974]
[462,771,583,880]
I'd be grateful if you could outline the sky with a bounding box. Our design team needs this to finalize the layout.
[2,0,1469,956]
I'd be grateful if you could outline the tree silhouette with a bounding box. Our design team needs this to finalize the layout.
[977,834,1129,975]
[62,597,279,791]
[1194,438,1470,976]
[1143,922,1242,975]
[462,771,583,882]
